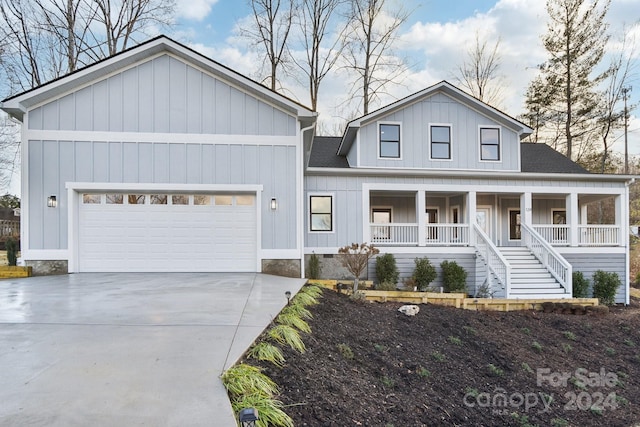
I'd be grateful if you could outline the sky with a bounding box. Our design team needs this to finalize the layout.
[169,0,640,157]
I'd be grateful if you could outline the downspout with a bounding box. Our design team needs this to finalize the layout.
[298,122,316,279]
[625,177,635,305]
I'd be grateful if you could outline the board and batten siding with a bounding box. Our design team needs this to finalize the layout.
[562,253,627,304]
[356,93,520,170]
[304,174,627,249]
[28,140,298,251]
[28,54,297,136]
[367,252,476,290]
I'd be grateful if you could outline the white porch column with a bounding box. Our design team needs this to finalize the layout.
[615,193,625,247]
[417,190,426,246]
[520,192,532,225]
[468,191,477,245]
[363,185,371,243]
[567,193,579,247]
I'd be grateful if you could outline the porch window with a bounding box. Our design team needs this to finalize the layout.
[509,210,521,240]
[426,208,439,240]
[372,208,392,240]
[379,123,401,158]
[430,125,451,160]
[480,127,500,161]
[310,195,333,232]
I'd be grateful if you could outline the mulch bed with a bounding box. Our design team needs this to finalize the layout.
[251,289,640,426]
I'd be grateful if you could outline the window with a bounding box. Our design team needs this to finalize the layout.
[553,210,567,224]
[83,194,101,204]
[127,195,145,205]
[509,210,521,240]
[215,195,233,206]
[150,195,167,205]
[430,125,451,159]
[236,195,254,206]
[480,127,500,161]
[172,195,189,205]
[310,195,333,232]
[372,208,392,240]
[194,195,210,206]
[379,123,400,158]
[106,194,123,204]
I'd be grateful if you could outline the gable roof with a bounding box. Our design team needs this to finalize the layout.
[309,137,592,174]
[1,35,316,124]
[337,80,533,156]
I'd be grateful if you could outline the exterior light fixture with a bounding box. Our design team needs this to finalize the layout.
[47,195,57,208]
[285,290,292,305]
[270,198,277,211]
[238,407,259,427]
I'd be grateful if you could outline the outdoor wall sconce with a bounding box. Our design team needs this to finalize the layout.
[47,195,57,208]
[238,407,258,426]
[270,197,278,211]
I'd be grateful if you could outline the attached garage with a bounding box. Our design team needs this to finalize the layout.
[75,192,258,272]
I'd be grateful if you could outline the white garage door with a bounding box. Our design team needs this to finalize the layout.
[78,193,257,272]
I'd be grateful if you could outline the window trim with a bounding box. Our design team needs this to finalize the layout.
[377,121,402,160]
[429,123,452,161]
[309,193,335,233]
[479,125,502,162]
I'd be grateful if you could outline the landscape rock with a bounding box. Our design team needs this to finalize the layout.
[398,305,420,316]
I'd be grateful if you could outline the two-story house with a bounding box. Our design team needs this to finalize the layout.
[1,37,632,303]
[305,82,632,303]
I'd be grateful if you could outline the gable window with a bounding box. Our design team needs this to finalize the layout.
[430,125,451,160]
[379,123,401,158]
[310,195,333,232]
[480,127,500,161]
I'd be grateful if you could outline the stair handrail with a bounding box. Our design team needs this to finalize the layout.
[472,223,511,297]
[521,223,572,294]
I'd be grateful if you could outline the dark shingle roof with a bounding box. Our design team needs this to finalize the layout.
[308,136,349,168]
[520,143,590,174]
[308,137,590,175]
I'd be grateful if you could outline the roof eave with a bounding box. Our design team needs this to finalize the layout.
[305,166,635,182]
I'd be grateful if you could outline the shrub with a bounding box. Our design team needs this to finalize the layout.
[592,270,621,306]
[412,257,437,291]
[375,253,399,286]
[339,243,379,292]
[440,260,467,293]
[572,271,589,298]
[376,281,397,291]
[6,237,17,266]
[307,253,321,279]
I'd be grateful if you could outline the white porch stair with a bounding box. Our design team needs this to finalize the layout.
[500,247,571,299]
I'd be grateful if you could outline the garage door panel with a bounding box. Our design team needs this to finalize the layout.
[78,193,257,272]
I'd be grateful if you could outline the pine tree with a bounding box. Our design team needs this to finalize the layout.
[523,0,610,160]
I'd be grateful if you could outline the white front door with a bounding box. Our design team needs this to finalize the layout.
[476,207,492,240]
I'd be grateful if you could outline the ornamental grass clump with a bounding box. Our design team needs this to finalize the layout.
[246,342,286,367]
[222,364,293,427]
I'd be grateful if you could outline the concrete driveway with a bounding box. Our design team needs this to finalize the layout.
[0,273,305,426]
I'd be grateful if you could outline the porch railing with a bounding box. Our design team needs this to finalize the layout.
[578,225,620,246]
[369,223,469,246]
[533,225,570,245]
[473,223,510,297]
[521,223,572,293]
[370,223,419,245]
[425,223,470,246]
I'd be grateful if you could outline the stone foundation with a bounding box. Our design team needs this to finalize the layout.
[24,260,69,276]
[261,259,301,278]
[304,254,368,280]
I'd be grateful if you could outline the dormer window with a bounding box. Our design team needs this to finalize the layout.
[480,127,501,161]
[430,124,451,160]
[379,123,401,159]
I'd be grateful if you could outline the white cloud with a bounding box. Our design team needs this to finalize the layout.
[175,0,219,21]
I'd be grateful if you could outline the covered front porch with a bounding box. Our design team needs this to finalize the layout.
[363,183,628,300]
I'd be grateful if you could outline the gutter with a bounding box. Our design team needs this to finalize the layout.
[305,166,637,182]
